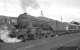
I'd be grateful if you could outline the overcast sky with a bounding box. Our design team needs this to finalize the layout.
[0,0,80,22]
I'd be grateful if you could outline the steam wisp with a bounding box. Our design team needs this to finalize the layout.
[20,0,40,13]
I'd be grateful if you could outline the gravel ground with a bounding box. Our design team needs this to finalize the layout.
[0,33,80,50]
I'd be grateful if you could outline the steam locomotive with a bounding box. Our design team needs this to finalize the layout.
[0,13,80,43]
[8,13,80,42]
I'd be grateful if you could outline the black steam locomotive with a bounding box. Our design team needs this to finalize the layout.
[8,13,80,42]
[1,13,80,43]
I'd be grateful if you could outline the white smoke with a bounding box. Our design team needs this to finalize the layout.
[0,25,22,43]
[20,0,40,13]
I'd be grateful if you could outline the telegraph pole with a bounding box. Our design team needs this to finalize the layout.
[61,16,63,23]
[41,10,44,17]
